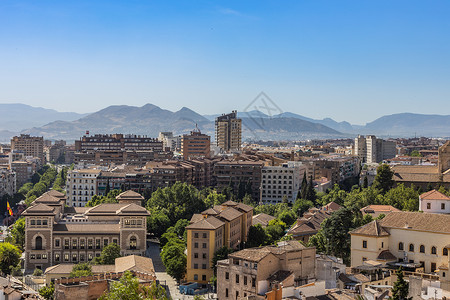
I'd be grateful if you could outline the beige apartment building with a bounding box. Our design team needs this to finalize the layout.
[22,190,149,272]
[217,240,316,299]
[11,134,44,163]
[66,168,101,207]
[181,129,211,160]
[350,211,450,275]
[186,201,253,284]
[215,111,242,152]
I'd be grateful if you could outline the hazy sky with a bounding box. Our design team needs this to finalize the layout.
[0,0,449,124]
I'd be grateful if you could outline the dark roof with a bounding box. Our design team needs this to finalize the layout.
[22,203,55,215]
[252,213,275,227]
[267,270,293,283]
[218,207,242,221]
[235,202,253,213]
[377,250,397,261]
[116,190,144,201]
[53,223,121,233]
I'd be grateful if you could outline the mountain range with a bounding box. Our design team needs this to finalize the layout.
[0,103,449,142]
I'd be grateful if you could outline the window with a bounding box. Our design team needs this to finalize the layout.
[30,254,36,260]
[37,220,41,225]
[55,239,60,247]
[88,254,93,261]
[104,239,108,247]
[194,253,198,258]
[225,272,229,280]
[203,233,207,238]
[72,254,77,261]
[420,245,425,253]
[236,274,239,284]
[42,254,47,259]
[35,236,43,250]
[194,264,198,269]
[96,239,101,249]
[409,244,414,252]
[399,242,404,251]
[202,243,207,249]
[65,239,70,249]
[80,239,85,249]
[252,278,256,287]
[363,240,367,249]
[382,242,384,248]
[194,233,199,238]
[362,257,367,262]
[31,220,35,225]
[43,220,47,226]
[80,254,85,261]
[194,242,198,248]
[72,239,77,249]
[225,288,229,297]
[427,203,431,209]
[55,254,60,262]
[64,254,69,261]
[113,239,118,245]
[202,253,206,259]
[244,276,247,285]
[444,248,448,256]
[194,274,198,280]
[431,263,436,272]
[130,236,137,250]
[88,239,93,249]
[202,275,206,281]
[431,246,437,255]
[202,264,206,269]
[442,203,446,210]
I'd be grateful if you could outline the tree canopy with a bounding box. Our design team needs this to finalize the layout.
[0,243,21,275]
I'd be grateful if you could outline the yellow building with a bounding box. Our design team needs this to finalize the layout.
[350,211,450,276]
[186,201,253,284]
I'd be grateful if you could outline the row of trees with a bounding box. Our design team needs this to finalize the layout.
[18,166,58,206]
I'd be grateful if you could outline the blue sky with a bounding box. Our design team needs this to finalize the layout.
[0,0,449,124]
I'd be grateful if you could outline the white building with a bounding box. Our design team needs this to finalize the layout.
[419,189,450,214]
[66,168,101,207]
[260,162,306,204]
[158,132,181,151]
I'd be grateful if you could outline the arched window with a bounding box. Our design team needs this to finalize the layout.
[444,248,448,256]
[431,246,437,255]
[409,244,414,252]
[130,236,137,250]
[35,236,43,250]
[420,245,425,253]
[398,242,404,251]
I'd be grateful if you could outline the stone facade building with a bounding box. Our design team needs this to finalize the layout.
[217,241,316,299]
[181,129,210,160]
[22,190,149,272]
[215,111,242,152]
[66,168,101,207]
[419,189,450,214]
[11,134,44,163]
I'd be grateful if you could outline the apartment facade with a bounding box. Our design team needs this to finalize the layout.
[186,201,253,284]
[66,169,101,207]
[350,211,450,275]
[354,135,396,163]
[75,134,163,152]
[214,160,264,202]
[10,160,37,188]
[181,129,211,160]
[215,111,242,152]
[11,134,44,163]
[0,167,16,197]
[260,162,305,204]
[22,190,149,272]
[217,241,316,300]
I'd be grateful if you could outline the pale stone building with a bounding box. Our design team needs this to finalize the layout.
[217,240,316,299]
[419,189,450,214]
[22,190,149,272]
[66,168,101,207]
[350,211,450,275]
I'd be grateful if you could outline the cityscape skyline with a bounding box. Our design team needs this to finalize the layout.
[1,0,449,124]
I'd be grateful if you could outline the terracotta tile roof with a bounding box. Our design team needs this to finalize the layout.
[252,213,275,227]
[114,255,155,274]
[190,214,204,224]
[222,200,238,206]
[115,190,144,201]
[116,203,150,216]
[380,211,450,234]
[218,207,242,221]
[44,263,115,274]
[229,248,272,262]
[350,220,390,237]
[22,203,55,215]
[202,208,220,215]
[235,202,253,213]
[186,216,225,230]
[391,165,444,183]
[360,205,401,213]
[420,189,450,201]
[322,201,342,212]
[47,189,66,198]
[34,192,63,203]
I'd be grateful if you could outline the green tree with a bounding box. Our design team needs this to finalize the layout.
[10,217,26,250]
[161,239,186,283]
[265,219,287,245]
[18,182,34,196]
[410,150,422,157]
[147,208,172,238]
[70,263,93,278]
[373,164,395,194]
[321,208,354,264]
[246,224,267,248]
[363,176,368,188]
[292,198,314,218]
[99,271,169,300]
[391,267,411,300]
[0,243,21,275]
[277,210,297,227]
[33,268,43,276]
[204,191,227,208]
[99,243,121,265]
[39,282,55,300]
[307,229,327,253]
[211,247,233,274]
[383,184,419,211]
[305,175,317,204]
[299,172,308,199]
